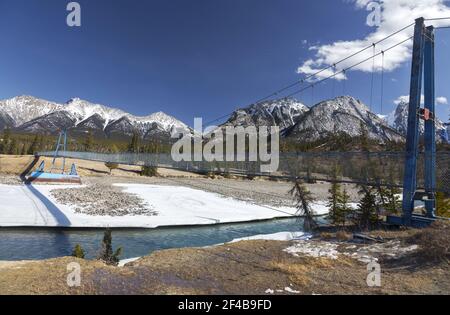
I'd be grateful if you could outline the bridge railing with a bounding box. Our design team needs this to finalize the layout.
[37,150,450,193]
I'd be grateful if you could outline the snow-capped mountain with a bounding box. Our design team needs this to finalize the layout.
[0,95,190,140]
[283,96,403,143]
[0,96,61,127]
[221,98,308,130]
[381,101,448,142]
[64,98,128,128]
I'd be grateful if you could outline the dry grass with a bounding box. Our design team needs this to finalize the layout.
[319,231,352,241]
[408,221,450,262]
[1,235,448,295]
[336,230,352,241]
[0,154,204,178]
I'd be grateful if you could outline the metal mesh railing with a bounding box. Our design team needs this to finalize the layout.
[37,150,450,193]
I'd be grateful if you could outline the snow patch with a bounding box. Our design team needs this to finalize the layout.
[284,241,340,259]
[229,231,312,243]
[118,257,141,267]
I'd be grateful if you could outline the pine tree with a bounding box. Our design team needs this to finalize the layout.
[337,187,352,227]
[72,244,85,259]
[0,127,11,154]
[327,181,342,225]
[128,132,139,153]
[380,186,401,215]
[359,121,370,152]
[28,134,39,155]
[110,144,119,153]
[327,165,343,225]
[97,229,122,266]
[20,143,27,155]
[84,130,94,151]
[8,138,17,155]
[354,186,379,230]
[290,180,317,232]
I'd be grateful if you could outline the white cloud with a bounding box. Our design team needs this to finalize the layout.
[394,95,448,105]
[436,96,448,104]
[298,0,450,81]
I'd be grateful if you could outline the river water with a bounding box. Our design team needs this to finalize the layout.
[0,217,326,261]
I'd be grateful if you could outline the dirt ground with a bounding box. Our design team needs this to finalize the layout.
[0,154,361,206]
[0,229,448,295]
[0,154,203,178]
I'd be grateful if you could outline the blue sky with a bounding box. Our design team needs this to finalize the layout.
[0,0,449,124]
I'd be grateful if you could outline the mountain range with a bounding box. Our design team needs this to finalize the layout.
[0,95,448,144]
[0,96,190,140]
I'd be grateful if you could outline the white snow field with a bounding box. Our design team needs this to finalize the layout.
[0,183,329,228]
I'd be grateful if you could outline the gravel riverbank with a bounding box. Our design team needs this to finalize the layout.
[51,184,157,217]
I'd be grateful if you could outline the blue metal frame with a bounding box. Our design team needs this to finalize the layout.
[399,18,437,226]
[50,130,68,174]
[424,26,436,218]
[402,18,426,225]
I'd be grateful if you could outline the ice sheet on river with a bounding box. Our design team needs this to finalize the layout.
[0,184,329,228]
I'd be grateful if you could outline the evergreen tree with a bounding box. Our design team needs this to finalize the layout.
[327,181,342,225]
[20,143,27,155]
[337,187,352,227]
[359,120,370,152]
[28,134,39,155]
[0,127,11,154]
[327,165,342,225]
[8,138,17,155]
[128,132,140,153]
[83,130,94,151]
[97,229,122,266]
[37,134,45,152]
[379,186,401,215]
[290,180,317,232]
[354,186,379,230]
[110,144,119,153]
[72,244,85,259]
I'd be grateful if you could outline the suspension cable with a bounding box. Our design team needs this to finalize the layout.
[370,43,376,111]
[380,51,385,115]
[425,17,450,21]
[342,70,346,95]
[203,23,415,125]
[284,36,414,99]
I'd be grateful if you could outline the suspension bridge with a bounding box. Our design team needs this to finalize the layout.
[33,17,450,227]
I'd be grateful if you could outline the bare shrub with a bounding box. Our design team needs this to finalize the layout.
[408,221,450,262]
[336,230,352,241]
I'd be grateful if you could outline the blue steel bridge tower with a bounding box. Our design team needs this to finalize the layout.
[390,18,437,227]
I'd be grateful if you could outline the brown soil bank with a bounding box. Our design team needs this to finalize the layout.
[0,227,449,295]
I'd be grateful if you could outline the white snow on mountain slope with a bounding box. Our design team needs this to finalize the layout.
[0,95,188,134]
[128,111,189,132]
[64,98,128,127]
[64,98,189,131]
[222,98,309,130]
[285,96,403,143]
[381,101,448,142]
[0,96,61,126]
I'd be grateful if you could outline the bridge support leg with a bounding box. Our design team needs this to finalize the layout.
[402,18,425,226]
[424,26,436,218]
